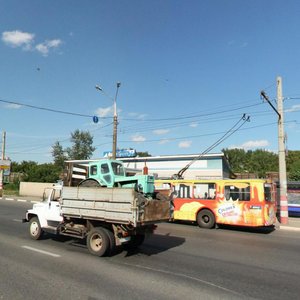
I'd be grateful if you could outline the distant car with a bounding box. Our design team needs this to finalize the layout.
[288,204,300,217]
[288,191,300,217]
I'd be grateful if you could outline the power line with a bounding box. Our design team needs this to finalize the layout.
[174,114,250,179]
[0,98,110,119]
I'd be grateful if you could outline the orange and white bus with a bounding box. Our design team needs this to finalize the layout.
[155,179,277,229]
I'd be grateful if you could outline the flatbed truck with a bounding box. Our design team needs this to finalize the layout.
[23,184,172,256]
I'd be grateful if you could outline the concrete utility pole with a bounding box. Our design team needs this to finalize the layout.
[277,76,288,225]
[0,131,6,197]
[95,82,121,160]
[261,76,288,225]
[112,82,121,160]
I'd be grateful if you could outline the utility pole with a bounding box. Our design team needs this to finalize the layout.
[95,82,121,160]
[0,131,6,197]
[277,76,288,225]
[112,82,121,160]
[260,76,288,225]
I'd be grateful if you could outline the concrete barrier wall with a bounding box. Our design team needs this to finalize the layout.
[19,182,54,197]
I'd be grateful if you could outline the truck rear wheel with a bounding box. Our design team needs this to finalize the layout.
[102,227,116,256]
[196,209,215,229]
[29,217,43,240]
[87,227,109,257]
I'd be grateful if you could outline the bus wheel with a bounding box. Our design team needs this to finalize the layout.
[197,209,215,229]
[87,227,109,257]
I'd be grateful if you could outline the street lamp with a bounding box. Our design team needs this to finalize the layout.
[95,82,121,159]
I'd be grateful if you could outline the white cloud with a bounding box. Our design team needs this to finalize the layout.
[131,134,146,142]
[189,122,198,128]
[95,106,113,117]
[159,139,170,144]
[153,129,170,135]
[2,30,62,56]
[2,30,34,49]
[5,103,22,109]
[128,112,147,119]
[35,39,62,56]
[230,140,270,150]
[285,104,300,113]
[179,140,192,148]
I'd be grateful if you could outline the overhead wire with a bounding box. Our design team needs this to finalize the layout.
[0,98,110,119]
[174,114,251,178]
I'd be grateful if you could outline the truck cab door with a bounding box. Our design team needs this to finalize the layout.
[44,188,63,223]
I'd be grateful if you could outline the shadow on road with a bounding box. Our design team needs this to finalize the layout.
[123,233,185,257]
[41,232,185,257]
[216,224,276,234]
[168,220,276,234]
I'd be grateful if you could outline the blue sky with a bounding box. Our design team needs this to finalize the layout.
[1,0,300,163]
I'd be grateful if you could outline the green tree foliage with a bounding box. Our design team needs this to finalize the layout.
[11,160,38,173]
[51,129,96,164]
[222,148,249,173]
[66,129,96,160]
[52,141,67,169]
[287,150,300,181]
[288,160,300,181]
[222,148,278,178]
[11,161,61,183]
[23,163,61,183]
[136,151,151,157]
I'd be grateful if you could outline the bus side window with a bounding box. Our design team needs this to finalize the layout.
[225,184,250,201]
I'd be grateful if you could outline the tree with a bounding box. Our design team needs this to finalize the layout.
[52,141,67,169]
[288,160,300,181]
[136,151,151,157]
[222,148,278,178]
[222,148,248,173]
[66,129,96,160]
[23,163,61,183]
[52,130,96,163]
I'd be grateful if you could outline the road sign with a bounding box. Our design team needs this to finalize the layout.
[103,149,137,158]
[0,159,11,170]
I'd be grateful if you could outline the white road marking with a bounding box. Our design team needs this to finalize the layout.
[13,219,22,222]
[5,198,14,201]
[17,199,27,202]
[280,226,300,232]
[22,246,61,258]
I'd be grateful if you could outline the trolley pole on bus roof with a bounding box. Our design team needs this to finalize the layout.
[261,76,288,225]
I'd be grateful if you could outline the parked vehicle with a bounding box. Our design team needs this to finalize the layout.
[23,183,172,256]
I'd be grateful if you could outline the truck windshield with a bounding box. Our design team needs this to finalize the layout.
[111,162,125,176]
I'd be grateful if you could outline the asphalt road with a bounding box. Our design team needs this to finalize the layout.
[1,200,300,300]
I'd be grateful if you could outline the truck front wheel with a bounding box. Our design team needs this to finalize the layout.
[87,227,109,257]
[29,217,43,240]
